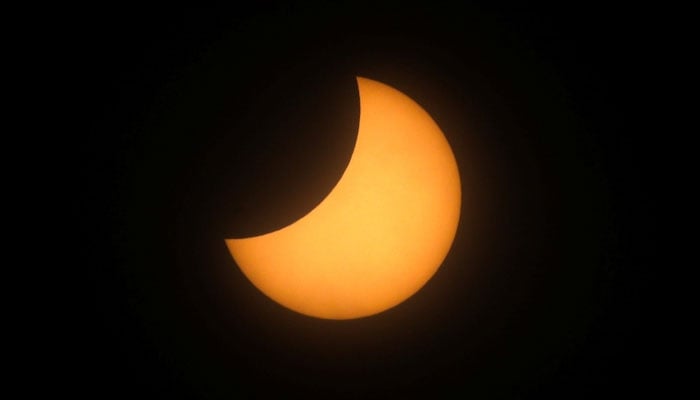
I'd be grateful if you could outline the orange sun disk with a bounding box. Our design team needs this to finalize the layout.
[226,77,461,320]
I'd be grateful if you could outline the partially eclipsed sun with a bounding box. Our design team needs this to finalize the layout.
[226,77,461,320]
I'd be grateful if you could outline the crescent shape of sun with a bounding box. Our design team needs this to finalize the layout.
[226,77,461,320]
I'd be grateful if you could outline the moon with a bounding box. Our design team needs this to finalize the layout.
[226,77,461,320]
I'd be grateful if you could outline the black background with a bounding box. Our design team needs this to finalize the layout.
[69,3,661,398]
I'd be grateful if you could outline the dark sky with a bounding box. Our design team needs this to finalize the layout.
[69,4,661,398]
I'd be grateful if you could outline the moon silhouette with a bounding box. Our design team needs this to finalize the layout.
[226,77,461,319]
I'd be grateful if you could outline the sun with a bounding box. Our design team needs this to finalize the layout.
[226,77,461,319]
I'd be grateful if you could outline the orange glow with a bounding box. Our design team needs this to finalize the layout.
[226,77,461,319]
